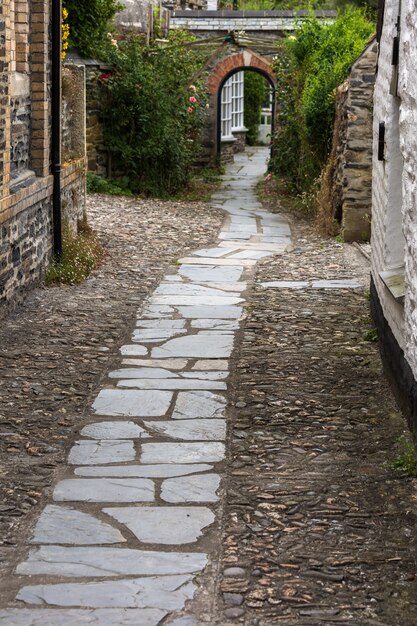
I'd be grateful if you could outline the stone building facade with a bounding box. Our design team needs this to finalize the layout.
[370,0,417,431]
[0,0,86,316]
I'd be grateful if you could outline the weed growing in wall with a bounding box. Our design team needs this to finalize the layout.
[46,221,104,285]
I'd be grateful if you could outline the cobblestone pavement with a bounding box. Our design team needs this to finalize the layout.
[0,196,223,575]
[211,213,417,623]
[1,148,417,625]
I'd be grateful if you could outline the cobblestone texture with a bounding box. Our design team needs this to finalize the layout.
[0,194,223,577]
[212,219,417,625]
[1,149,417,626]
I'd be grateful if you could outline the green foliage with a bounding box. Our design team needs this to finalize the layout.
[270,8,374,194]
[86,172,133,197]
[46,221,104,285]
[63,0,122,57]
[363,327,378,342]
[269,0,377,8]
[99,32,207,196]
[388,435,417,477]
[244,72,267,146]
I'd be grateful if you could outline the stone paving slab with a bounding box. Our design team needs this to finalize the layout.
[178,257,256,267]
[172,391,226,419]
[151,334,234,359]
[161,474,221,503]
[0,609,168,626]
[92,389,172,417]
[17,547,207,577]
[81,421,149,439]
[17,575,197,610]
[116,378,227,391]
[121,358,188,369]
[30,506,126,545]
[103,506,215,544]
[53,479,155,502]
[144,419,226,441]
[176,305,243,319]
[141,442,225,464]
[68,440,136,465]
[75,463,213,478]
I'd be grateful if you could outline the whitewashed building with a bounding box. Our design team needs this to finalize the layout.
[371,0,417,429]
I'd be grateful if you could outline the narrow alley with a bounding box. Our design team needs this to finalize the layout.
[0,149,416,626]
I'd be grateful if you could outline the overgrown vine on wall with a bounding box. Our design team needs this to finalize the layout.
[270,7,374,195]
[62,0,122,57]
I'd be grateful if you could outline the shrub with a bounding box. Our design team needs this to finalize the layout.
[99,32,207,196]
[270,8,374,193]
[244,72,267,146]
[63,0,122,57]
[86,172,133,196]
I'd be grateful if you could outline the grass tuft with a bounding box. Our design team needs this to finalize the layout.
[45,220,104,285]
[86,172,134,197]
[387,435,417,477]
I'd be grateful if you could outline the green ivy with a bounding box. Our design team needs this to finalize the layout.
[63,0,123,57]
[270,7,374,193]
[99,32,207,196]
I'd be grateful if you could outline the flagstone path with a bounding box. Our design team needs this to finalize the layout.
[0,149,298,625]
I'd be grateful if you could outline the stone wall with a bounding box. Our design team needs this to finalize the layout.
[84,62,109,176]
[0,1,87,317]
[171,10,336,34]
[324,38,377,242]
[62,65,86,163]
[10,93,31,180]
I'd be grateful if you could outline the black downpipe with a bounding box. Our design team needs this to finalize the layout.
[51,0,62,259]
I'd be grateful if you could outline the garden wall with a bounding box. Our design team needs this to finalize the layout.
[322,37,377,242]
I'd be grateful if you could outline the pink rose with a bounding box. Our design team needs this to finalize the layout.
[188,107,194,113]
[189,96,197,103]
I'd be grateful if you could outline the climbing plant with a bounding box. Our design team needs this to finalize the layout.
[269,7,374,192]
[62,0,122,57]
[100,32,208,196]
[244,72,267,146]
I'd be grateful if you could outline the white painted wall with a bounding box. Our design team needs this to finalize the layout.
[398,0,417,377]
[371,0,417,376]
[371,0,405,348]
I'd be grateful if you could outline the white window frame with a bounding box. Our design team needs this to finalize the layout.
[231,72,244,131]
[221,77,233,140]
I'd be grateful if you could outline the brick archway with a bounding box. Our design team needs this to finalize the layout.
[204,49,276,162]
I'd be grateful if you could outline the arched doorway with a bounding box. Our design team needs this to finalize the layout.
[205,49,276,163]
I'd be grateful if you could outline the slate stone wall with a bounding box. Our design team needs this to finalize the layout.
[324,39,377,242]
[10,93,31,179]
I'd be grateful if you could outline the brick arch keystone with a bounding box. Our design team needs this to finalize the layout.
[207,50,275,95]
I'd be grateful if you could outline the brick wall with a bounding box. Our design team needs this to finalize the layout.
[0,0,87,317]
[203,49,275,164]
